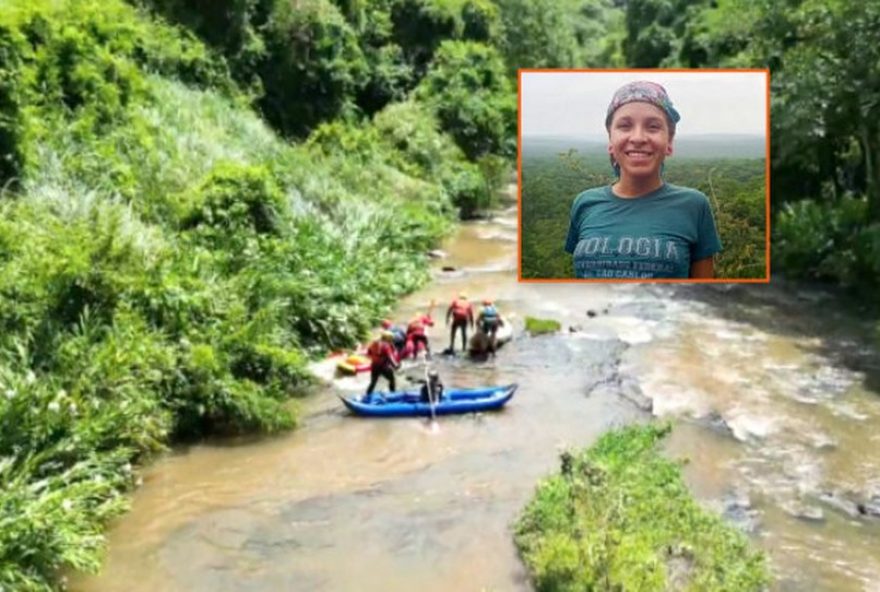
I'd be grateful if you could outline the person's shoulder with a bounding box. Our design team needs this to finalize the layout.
[664,183,709,201]
[571,185,610,209]
[573,185,609,202]
[663,183,712,207]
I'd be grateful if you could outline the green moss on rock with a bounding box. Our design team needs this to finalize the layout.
[525,316,560,335]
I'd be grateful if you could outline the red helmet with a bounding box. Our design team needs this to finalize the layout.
[483,299,492,305]
[381,319,392,329]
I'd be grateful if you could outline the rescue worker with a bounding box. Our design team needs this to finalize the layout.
[477,299,504,355]
[364,330,399,400]
[405,311,434,359]
[445,293,474,353]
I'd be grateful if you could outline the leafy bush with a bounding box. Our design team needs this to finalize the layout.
[180,163,287,257]
[130,0,273,85]
[390,0,501,72]
[415,40,516,160]
[774,196,880,291]
[495,0,623,75]
[257,0,368,137]
[371,100,492,216]
[516,424,770,591]
[0,22,28,186]
[0,446,133,590]
[169,345,295,438]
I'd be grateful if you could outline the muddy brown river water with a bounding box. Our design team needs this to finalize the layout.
[72,192,880,591]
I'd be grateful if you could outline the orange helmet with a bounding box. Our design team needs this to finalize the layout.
[483,299,492,305]
[381,319,392,329]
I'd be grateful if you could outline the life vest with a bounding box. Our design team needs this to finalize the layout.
[451,299,471,321]
[367,341,395,367]
[407,318,424,335]
[482,305,498,321]
[407,315,432,336]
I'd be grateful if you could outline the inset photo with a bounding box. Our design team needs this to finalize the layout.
[518,70,769,282]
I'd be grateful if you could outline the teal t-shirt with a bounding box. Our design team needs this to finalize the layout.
[564,183,722,279]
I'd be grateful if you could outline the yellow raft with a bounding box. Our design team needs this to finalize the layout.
[336,353,371,375]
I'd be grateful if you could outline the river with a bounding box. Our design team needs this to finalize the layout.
[71,192,880,591]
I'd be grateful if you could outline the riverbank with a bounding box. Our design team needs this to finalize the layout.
[516,424,769,590]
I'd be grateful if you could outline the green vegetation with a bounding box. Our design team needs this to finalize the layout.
[521,152,766,279]
[516,424,770,591]
[494,0,623,74]
[1,0,876,588]
[525,316,561,335]
[0,0,518,587]
[616,0,880,293]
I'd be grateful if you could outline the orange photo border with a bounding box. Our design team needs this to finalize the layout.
[516,68,771,284]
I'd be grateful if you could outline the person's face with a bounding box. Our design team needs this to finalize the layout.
[607,102,673,179]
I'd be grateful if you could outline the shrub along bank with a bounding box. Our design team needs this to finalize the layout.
[515,424,769,591]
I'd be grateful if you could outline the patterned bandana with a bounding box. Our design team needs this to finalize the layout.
[605,81,681,133]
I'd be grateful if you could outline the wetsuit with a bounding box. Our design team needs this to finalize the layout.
[446,299,474,352]
[406,315,433,358]
[365,340,398,395]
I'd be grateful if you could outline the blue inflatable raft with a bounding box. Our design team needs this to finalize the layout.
[340,384,517,417]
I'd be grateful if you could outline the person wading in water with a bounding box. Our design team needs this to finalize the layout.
[445,293,474,354]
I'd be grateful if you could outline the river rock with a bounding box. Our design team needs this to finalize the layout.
[721,490,760,533]
[808,432,837,451]
[696,410,736,439]
[620,388,653,412]
[818,491,862,518]
[665,549,695,591]
[577,340,652,411]
[427,249,447,259]
[568,325,582,333]
[586,310,597,318]
[863,495,880,518]
[441,265,456,272]
[782,501,825,523]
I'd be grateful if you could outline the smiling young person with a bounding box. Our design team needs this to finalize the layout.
[564,81,722,279]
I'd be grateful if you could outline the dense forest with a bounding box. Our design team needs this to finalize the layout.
[1,0,879,589]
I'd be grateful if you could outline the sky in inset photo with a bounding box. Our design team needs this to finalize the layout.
[520,71,767,139]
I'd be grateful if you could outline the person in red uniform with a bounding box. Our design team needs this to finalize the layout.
[405,312,434,359]
[445,293,474,353]
[364,330,399,399]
